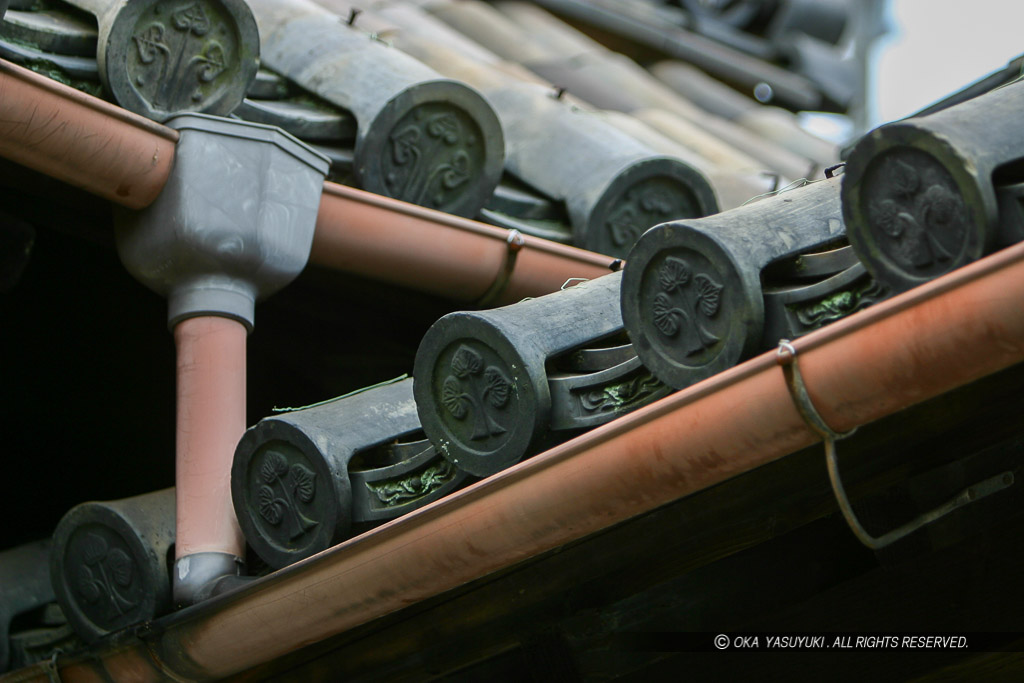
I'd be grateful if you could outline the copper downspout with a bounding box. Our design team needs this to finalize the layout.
[6,239,1023,682]
[0,58,616,302]
[173,317,248,576]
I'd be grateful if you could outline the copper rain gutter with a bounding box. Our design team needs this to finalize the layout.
[5,226,1024,682]
[0,53,614,607]
[0,58,177,209]
[0,58,617,304]
[311,182,617,304]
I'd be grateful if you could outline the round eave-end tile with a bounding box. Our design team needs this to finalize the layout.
[101,0,259,121]
[622,224,761,390]
[582,157,717,260]
[51,507,162,643]
[415,316,544,478]
[355,80,505,219]
[232,424,344,570]
[843,127,992,294]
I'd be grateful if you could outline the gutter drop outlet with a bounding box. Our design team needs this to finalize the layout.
[114,114,329,606]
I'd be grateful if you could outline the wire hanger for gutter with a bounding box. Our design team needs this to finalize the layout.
[776,339,1015,550]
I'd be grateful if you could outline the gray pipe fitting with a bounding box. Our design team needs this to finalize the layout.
[115,113,330,330]
[173,551,244,607]
[63,0,259,121]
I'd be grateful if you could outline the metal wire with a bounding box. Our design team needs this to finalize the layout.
[776,339,1014,550]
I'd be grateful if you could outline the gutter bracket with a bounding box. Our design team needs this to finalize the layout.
[776,339,1015,550]
[475,229,525,308]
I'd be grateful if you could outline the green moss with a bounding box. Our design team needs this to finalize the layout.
[21,58,105,99]
[804,290,857,318]
[367,459,457,507]
[791,279,890,330]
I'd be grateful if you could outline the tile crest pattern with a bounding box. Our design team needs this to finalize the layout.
[129,1,233,110]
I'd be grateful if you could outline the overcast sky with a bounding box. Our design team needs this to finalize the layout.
[873,0,1024,124]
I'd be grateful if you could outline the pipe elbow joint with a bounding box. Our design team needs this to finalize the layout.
[173,552,245,608]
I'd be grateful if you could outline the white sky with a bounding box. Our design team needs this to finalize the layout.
[873,0,1024,124]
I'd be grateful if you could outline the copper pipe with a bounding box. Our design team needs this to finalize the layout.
[8,240,1022,682]
[174,317,247,561]
[0,59,616,303]
[0,59,177,209]
[310,182,619,304]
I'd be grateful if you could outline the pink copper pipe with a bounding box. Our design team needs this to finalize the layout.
[0,59,177,209]
[173,317,247,562]
[6,240,1024,683]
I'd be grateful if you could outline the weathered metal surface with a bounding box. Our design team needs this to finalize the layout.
[311,180,619,305]
[414,272,669,477]
[22,240,1024,683]
[0,541,56,672]
[621,177,847,390]
[49,489,175,644]
[61,0,259,121]
[232,379,466,569]
[0,58,179,209]
[247,0,504,218]
[842,79,1024,293]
